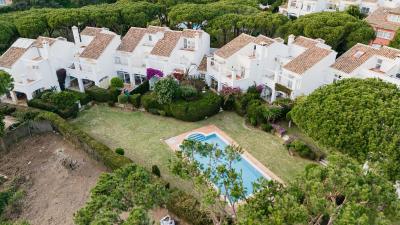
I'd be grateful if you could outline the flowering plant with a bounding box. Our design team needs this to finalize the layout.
[271,124,286,137]
[146,68,164,80]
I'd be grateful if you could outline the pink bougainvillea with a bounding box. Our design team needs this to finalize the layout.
[146,68,164,80]
[219,86,241,96]
[256,84,265,93]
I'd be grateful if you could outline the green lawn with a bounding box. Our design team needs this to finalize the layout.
[71,105,312,190]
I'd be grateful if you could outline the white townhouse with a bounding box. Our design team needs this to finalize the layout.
[205,34,337,102]
[279,0,400,18]
[330,43,400,86]
[0,36,75,102]
[114,26,210,87]
[66,26,121,91]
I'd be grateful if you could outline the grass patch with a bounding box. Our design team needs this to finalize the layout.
[71,105,313,189]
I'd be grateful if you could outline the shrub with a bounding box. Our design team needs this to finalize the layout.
[66,90,91,105]
[179,85,198,100]
[118,94,129,104]
[234,93,260,116]
[220,86,241,111]
[109,87,121,102]
[27,97,79,119]
[35,112,133,170]
[247,84,261,95]
[246,100,264,126]
[49,91,78,110]
[271,124,286,137]
[0,105,16,115]
[141,92,162,112]
[115,148,125,155]
[287,140,316,160]
[154,77,179,104]
[169,91,221,122]
[110,77,124,88]
[261,123,273,132]
[129,94,141,108]
[151,165,161,177]
[86,86,111,102]
[130,81,149,95]
[166,189,213,225]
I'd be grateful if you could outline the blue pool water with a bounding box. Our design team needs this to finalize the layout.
[186,133,268,197]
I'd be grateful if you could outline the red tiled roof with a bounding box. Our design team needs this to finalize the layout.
[150,31,181,57]
[0,47,28,69]
[80,33,115,59]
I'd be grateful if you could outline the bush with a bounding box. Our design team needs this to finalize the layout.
[220,86,241,111]
[154,77,179,104]
[287,140,316,160]
[129,94,141,108]
[169,91,221,122]
[115,148,125,155]
[109,87,121,103]
[27,97,79,119]
[66,90,92,105]
[130,81,149,95]
[166,189,213,225]
[110,77,124,88]
[141,92,163,112]
[179,85,198,100]
[151,165,161,177]
[261,123,273,132]
[246,85,261,95]
[118,94,129,104]
[86,86,112,102]
[49,91,78,110]
[0,105,16,115]
[234,93,260,116]
[246,100,264,126]
[35,112,133,170]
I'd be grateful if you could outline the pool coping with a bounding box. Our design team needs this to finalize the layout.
[164,124,285,184]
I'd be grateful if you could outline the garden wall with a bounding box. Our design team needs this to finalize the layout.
[0,120,53,154]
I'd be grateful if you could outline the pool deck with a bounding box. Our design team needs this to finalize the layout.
[165,125,285,184]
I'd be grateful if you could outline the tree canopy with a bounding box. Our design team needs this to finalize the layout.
[238,155,400,224]
[290,78,400,181]
[0,70,14,137]
[277,12,375,53]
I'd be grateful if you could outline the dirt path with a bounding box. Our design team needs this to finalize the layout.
[0,132,107,225]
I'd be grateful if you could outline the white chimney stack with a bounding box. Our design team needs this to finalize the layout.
[72,26,81,46]
[288,34,295,46]
[42,40,49,60]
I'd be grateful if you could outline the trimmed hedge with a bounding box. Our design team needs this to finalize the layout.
[86,86,112,102]
[287,139,316,160]
[141,91,221,122]
[130,80,149,95]
[129,94,141,108]
[118,94,129,104]
[35,112,132,170]
[28,98,79,119]
[66,89,92,105]
[166,188,213,225]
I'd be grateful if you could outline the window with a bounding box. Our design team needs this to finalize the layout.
[0,0,5,5]
[375,59,383,70]
[376,30,392,40]
[183,38,195,49]
[287,79,293,89]
[115,57,121,64]
[148,35,152,41]
[306,5,311,11]
[134,74,146,86]
[240,66,245,78]
[117,71,130,84]
[388,14,400,23]
[353,51,365,58]
[360,7,370,14]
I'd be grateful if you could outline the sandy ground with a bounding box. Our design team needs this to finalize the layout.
[0,132,107,225]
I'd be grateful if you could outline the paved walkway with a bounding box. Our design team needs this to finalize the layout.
[165,124,285,184]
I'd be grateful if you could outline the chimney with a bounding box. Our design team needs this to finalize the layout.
[72,26,81,46]
[42,40,49,60]
[288,34,295,46]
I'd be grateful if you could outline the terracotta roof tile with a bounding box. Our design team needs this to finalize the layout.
[80,33,115,59]
[33,36,56,48]
[182,29,203,38]
[215,34,275,59]
[366,7,400,31]
[292,36,319,48]
[80,27,103,36]
[150,31,181,57]
[283,46,332,74]
[331,43,400,73]
[0,47,28,69]
[117,27,147,52]
[147,26,168,34]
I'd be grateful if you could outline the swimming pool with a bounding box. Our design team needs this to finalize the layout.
[186,132,269,197]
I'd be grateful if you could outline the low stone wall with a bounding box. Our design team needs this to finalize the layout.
[0,120,53,154]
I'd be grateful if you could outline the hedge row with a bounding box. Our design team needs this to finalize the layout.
[66,89,92,105]
[141,91,221,122]
[85,86,113,102]
[35,112,132,170]
[28,98,79,119]
[166,188,213,225]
